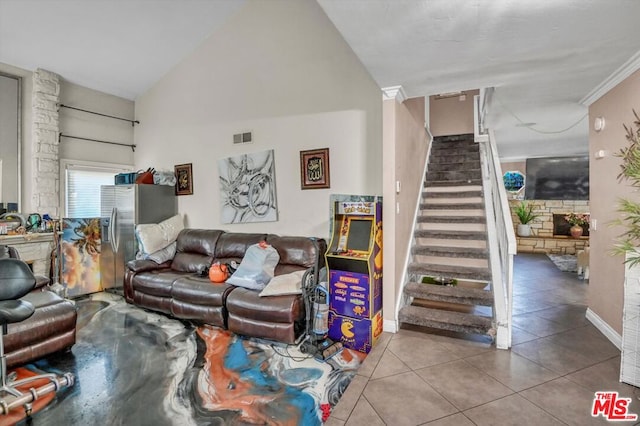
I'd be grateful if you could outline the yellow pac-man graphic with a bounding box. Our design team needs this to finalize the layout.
[341,321,355,338]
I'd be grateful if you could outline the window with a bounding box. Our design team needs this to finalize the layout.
[61,160,132,218]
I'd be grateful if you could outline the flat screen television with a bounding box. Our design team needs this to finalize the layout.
[524,156,589,200]
[346,218,373,252]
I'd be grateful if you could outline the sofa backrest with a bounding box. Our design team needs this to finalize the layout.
[213,233,267,265]
[172,229,223,273]
[170,229,327,277]
[266,235,327,276]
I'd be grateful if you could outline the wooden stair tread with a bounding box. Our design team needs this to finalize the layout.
[399,305,493,335]
[404,282,493,306]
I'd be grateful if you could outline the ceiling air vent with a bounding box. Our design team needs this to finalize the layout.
[233,131,253,144]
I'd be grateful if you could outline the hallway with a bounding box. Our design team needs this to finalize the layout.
[327,253,639,425]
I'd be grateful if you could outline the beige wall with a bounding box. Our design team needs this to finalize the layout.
[134,0,382,238]
[501,160,526,176]
[588,69,640,335]
[382,96,429,328]
[429,89,479,136]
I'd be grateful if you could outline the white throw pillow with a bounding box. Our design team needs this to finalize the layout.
[135,214,184,255]
[259,270,306,297]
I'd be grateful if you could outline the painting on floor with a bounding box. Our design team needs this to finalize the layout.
[218,149,278,224]
[61,217,101,297]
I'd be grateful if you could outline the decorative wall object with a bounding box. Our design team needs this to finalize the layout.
[300,148,330,189]
[61,217,101,297]
[218,149,278,224]
[174,163,193,195]
[503,170,525,194]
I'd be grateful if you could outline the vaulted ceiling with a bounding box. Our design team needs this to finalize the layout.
[2,0,639,159]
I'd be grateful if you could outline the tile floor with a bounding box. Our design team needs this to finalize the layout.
[326,253,640,425]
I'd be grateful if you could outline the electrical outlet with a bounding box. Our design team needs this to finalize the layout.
[591,219,597,231]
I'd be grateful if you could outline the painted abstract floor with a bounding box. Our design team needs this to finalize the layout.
[11,293,364,425]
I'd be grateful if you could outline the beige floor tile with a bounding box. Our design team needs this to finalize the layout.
[325,417,346,426]
[416,359,513,410]
[546,325,620,362]
[428,333,494,358]
[424,412,475,425]
[387,335,458,370]
[566,357,640,417]
[466,350,558,391]
[512,338,597,375]
[344,397,385,426]
[533,304,589,327]
[370,349,411,380]
[520,377,611,425]
[357,332,393,378]
[511,326,540,345]
[463,394,565,425]
[512,312,577,337]
[331,374,368,421]
[394,325,437,341]
[363,371,457,425]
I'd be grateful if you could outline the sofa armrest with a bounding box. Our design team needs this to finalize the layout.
[34,274,50,290]
[126,259,172,273]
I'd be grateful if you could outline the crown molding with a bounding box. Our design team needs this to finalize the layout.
[382,85,407,103]
[580,49,640,106]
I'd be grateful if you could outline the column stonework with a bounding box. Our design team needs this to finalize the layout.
[32,69,60,217]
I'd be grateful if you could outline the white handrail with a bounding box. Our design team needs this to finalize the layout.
[475,95,516,349]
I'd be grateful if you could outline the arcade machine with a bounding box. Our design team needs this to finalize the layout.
[325,196,382,353]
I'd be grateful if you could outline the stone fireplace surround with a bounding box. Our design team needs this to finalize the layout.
[509,199,589,255]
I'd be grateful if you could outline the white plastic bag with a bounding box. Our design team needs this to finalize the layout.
[153,170,177,186]
[226,242,280,291]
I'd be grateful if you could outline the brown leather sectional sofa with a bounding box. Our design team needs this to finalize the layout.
[0,245,77,368]
[123,229,326,344]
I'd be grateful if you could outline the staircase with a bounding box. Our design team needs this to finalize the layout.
[398,134,495,339]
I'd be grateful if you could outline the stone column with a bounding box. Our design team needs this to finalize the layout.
[32,68,60,217]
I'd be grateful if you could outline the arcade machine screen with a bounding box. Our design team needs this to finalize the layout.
[346,218,372,253]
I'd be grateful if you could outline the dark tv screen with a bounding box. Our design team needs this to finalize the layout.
[524,156,589,200]
[346,219,372,252]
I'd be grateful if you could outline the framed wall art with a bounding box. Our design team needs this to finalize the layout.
[300,148,330,190]
[218,149,278,224]
[175,163,193,195]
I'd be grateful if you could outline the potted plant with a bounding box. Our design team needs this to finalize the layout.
[615,110,640,265]
[564,213,589,238]
[514,201,540,237]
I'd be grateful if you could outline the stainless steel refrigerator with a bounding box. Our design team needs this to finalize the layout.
[100,184,177,289]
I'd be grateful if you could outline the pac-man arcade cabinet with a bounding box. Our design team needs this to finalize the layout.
[325,196,382,353]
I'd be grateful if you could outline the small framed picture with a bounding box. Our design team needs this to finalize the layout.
[300,148,330,190]
[175,163,193,195]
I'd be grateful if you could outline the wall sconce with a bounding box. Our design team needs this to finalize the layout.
[594,116,606,132]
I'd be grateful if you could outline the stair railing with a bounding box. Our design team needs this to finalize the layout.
[475,96,517,349]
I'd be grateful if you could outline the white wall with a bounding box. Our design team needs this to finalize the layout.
[59,79,135,166]
[134,0,382,238]
[0,62,32,212]
[0,62,135,215]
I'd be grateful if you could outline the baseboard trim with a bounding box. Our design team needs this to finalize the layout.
[383,319,398,333]
[586,308,622,350]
